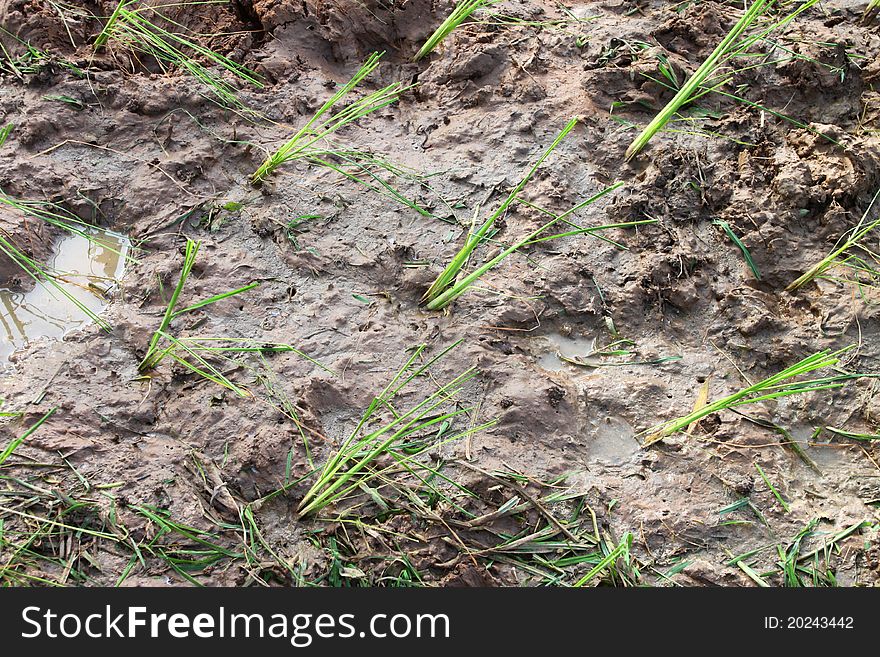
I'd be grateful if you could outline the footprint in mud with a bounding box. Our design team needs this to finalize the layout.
[0,230,129,362]
[533,331,598,372]
[585,416,640,466]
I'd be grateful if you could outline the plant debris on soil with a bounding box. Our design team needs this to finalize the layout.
[0,0,879,588]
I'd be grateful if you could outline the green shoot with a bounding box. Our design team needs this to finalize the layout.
[252,52,408,183]
[425,183,642,310]
[94,1,263,110]
[298,342,495,518]
[171,281,260,318]
[0,408,56,467]
[714,219,761,280]
[414,0,500,61]
[0,123,11,148]
[138,239,322,396]
[642,349,860,446]
[423,117,579,305]
[824,426,880,442]
[625,0,820,160]
[754,462,791,513]
[572,533,633,587]
[94,0,129,48]
[787,187,880,290]
[140,238,202,372]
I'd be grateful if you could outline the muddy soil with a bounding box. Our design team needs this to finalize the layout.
[1,0,879,586]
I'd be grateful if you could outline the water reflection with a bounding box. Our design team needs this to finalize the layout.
[0,230,129,361]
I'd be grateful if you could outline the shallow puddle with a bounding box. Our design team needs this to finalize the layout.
[535,332,598,371]
[790,424,856,470]
[0,230,129,361]
[586,416,640,465]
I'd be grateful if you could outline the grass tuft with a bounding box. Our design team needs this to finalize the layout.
[252,52,408,184]
[138,238,323,396]
[94,1,263,110]
[625,0,820,160]
[298,342,494,518]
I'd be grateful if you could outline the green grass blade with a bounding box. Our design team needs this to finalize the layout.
[0,408,56,467]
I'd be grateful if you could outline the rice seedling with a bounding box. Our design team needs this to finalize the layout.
[424,118,650,310]
[625,0,821,161]
[0,409,55,468]
[714,219,761,280]
[787,187,880,291]
[424,183,651,309]
[423,153,653,310]
[423,117,579,305]
[297,341,495,518]
[414,0,501,62]
[94,1,263,110]
[0,123,11,148]
[641,348,862,446]
[138,238,324,396]
[252,52,408,183]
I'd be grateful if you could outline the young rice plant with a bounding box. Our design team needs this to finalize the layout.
[423,118,650,310]
[641,349,861,446]
[625,0,820,160]
[139,238,323,396]
[94,1,263,110]
[298,341,495,518]
[414,0,500,61]
[252,52,408,183]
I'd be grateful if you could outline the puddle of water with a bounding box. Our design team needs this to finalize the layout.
[586,416,640,465]
[790,424,855,470]
[535,332,597,372]
[0,230,129,361]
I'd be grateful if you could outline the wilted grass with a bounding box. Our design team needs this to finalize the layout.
[625,0,820,160]
[642,349,861,446]
[94,1,263,110]
[304,149,436,217]
[0,27,85,79]
[787,187,880,291]
[252,52,408,183]
[414,0,500,61]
